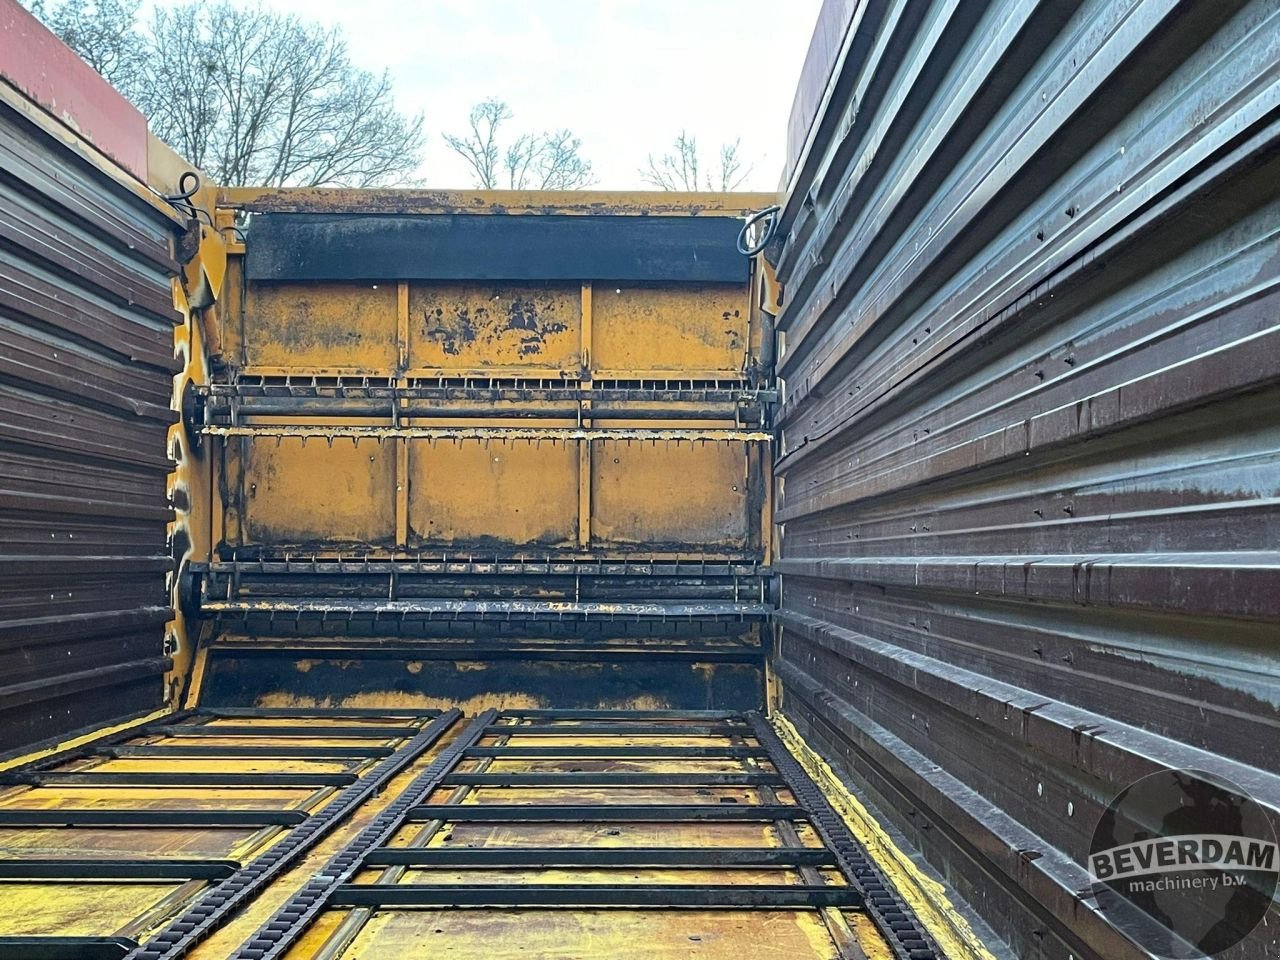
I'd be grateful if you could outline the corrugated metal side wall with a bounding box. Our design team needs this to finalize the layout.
[771,1,1280,957]
[0,93,180,757]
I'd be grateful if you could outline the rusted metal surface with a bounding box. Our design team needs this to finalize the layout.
[210,711,901,960]
[0,707,456,957]
[218,188,778,218]
[0,86,180,758]
[186,193,775,708]
[770,1,1280,958]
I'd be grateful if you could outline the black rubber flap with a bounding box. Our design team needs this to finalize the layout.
[245,213,747,282]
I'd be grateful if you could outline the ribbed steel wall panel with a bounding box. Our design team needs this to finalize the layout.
[0,94,179,757]
[772,1,1280,957]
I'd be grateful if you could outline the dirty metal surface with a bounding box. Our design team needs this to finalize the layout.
[221,711,912,960]
[245,214,747,284]
[217,188,778,218]
[772,1,1280,958]
[0,86,180,758]
[225,280,755,378]
[187,194,775,710]
[0,707,457,959]
[198,652,767,716]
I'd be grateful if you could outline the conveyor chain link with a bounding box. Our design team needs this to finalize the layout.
[123,708,462,960]
[748,712,942,960]
[227,710,497,960]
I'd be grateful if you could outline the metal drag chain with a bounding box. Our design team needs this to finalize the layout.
[125,708,462,960]
[747,712,942,960]
[229,710,497,960]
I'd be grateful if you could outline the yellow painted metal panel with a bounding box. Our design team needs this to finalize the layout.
[409,820,784,850]
[591,284,748,375]
[592,439,750,548]
[407,283,581,371]
[393,867,818,885]
[480,758,762,775]
[147,736,384,748]
[85,758,354,775]
[241,438,395,546]
[322,907,844,959]
[0,709,451,950]
[0,787,311,811]
[408,438,579,548]
[0,882,179,936]
[241,282,396,371]
[0,826,249,860]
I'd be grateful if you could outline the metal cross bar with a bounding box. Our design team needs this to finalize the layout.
[101,744,393,758]
[482,723,746,735]
[0,937,136,960]
[0,809,308,827]
[0,859,240,880]
[404,803,808,822]
[440,771,784,787]
[464,745,768,758]
[195,707,442,719]
[326,883,862,909]
[10,771,357,788]
[147,724,421,739]
[362,846,837,868]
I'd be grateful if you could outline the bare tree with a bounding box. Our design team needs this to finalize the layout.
[641,131,752,191]
[28,1,425,187]
[445,98,594,190]
[442,99,507,189]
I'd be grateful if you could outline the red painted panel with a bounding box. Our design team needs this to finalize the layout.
[0,0,148,179]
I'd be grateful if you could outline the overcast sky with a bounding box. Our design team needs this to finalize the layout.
[225,0,824,191]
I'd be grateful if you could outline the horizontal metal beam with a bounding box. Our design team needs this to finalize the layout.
[440,772,784,788]
[201,560,764,578]
[218,187,776,217]
[363,847,836,868]
[484,723,745,736]
[327,882,861,909]
[100,744,392,758]
[0,858,239,879]
[197,640,765,664]
[205,399,759,421]
[203,383,774,402]
[0,809,307,827]
[200,598,772,621]
[405,804,807,823]
[10,771,357,788]
[501,709,741,719]
[148,724,420,739]
[465,745,768,758]
[202,425,771,442]
[195,707,440,719]
[0,937,135,960]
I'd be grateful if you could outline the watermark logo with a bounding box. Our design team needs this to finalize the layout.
[1089,768,1278,958]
